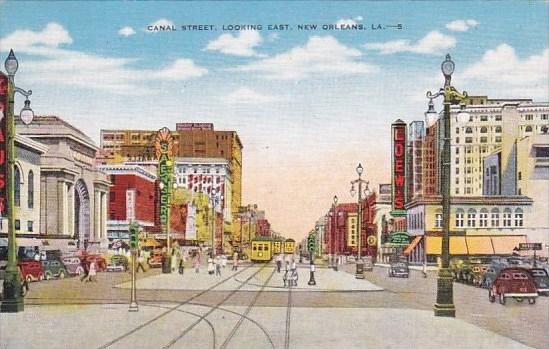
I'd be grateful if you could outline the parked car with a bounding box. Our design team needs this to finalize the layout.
[481,265,503,289]
[529,268,549,296]
[107,255,129,272]
[147,252,163,268]
[467,261,490,286]
[18,260,44,282]
[62,257,85,276]
[388,261,409,278]
[489,267,538,305]
[42,259,68,280]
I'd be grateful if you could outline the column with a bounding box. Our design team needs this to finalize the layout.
[94,191,100,241]
[68,183,74,237]
[101,192,107,239]
[57,180,65,235]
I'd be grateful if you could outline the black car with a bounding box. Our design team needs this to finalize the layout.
[529,268,549,296]
[388,261,409,278]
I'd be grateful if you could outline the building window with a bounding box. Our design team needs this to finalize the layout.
[15,219,20,231]
[28,170,34,209]
[455,158,459,164]
[466,167,472,174]
[514,209,523,227]
[525,125,533,133]
[518,172,522,180]
[503,209,512,227]
[455,188,460,194]
[455,148,460,155]
[495,126,502,133]
[480,115,488,121]
[495,115,502,121]
[435,211,442,228]
[491,208,500,227]
[495,136,502,143]
[455,127,460,134]
[14,167,21,207]
[455,209,464,227]
[524,114,533,121]
[480,126,488,133]
[479,209,488,227]
[28,221,33,232]
[465,137,473,144]
[467,209,476,227]
[542,114,548,120]
[465,127,473,134]
[455,168,459,174]
[455,137,460,143]
[480,136,488,143]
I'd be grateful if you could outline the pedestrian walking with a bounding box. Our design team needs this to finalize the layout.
[80,260,89,282]
[179,258,185,275]
[283,260,290,287]
[221,254,227,268]
[171,249,178,274]
[275,254,282,273]
[194,254,200,273]
[87,260,97,282]
[232,252,239,271]
[207,256,215,275]
[290,260,298,287]
[136,251,146,273]
[215,256,222,276]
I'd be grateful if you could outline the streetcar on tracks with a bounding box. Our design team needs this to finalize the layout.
[283,239,295,254]
[250,237,296,262]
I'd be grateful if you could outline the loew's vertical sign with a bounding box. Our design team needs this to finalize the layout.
[0,73,8,216]
[155,127,174,235]
[391,120,407,214]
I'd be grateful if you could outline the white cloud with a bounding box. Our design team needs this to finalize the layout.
[147,18,175,32]
[118,26,136,37]
[463,44,548,98]
[0,22,72,50]
[233,35,377,80]
[221,87,280,104]
[446,19,479,32]
[364,30,456,55]
[0,23,207,94]
[152,59,208,81]
[355,16,363,21]
[336,18,358,27]
[205,30,264,57]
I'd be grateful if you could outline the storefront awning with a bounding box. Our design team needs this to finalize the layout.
[404,236,422,256]
[466,236,494,255]
[492,235,526,255]
[426,236,441,255]
[450,236,468,255]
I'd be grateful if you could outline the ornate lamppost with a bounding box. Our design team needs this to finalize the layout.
[1,50,35,313]
[426,54,468,317]
[350,163,369,279]
[331,195,338,271]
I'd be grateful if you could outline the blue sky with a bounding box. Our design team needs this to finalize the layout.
[1,1,547,238]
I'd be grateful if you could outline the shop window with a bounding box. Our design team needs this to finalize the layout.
[514,209,523,227]
[455,210,464,227]
[503,209,512,227]
[479,209,488,227]
[435,211,442,228]
[491,208,500,227]
[467,209,476,227]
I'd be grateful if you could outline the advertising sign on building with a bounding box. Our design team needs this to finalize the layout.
[0,73,8,216]
[175,122,214,131]
[126,189,135,221]
[155,127,173,231]
[391,120,407,214]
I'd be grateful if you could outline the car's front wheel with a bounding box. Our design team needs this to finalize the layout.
[488,289,495,303]
[499,292,506,305]
[26,275,33,283]
[58,270,65,279]
[516,297,523,302]
[45,272,52,280]
[528,297,536,305]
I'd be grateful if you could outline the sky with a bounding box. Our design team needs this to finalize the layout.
[1,1,547,240]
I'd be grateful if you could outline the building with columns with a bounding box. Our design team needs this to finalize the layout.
[16,116,110,250]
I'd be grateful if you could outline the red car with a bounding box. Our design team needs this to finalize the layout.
[489,267,538,305]
[18,260,44,282]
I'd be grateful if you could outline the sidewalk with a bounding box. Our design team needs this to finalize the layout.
[116,264,383,292]
[0,303,534,349]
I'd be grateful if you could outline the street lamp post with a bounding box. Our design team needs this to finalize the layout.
[332,195,338,271]
[426,54,468,317]
[350,163,369,279]
[1,50,35,313]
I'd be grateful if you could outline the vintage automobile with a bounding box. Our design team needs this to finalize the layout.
[42,259,68,280]
[489,267,538,305]
[449,257,469,282]
[529,268,549,296]
[18,260,44,282]
[467,260,490,286]
[481,265,503,289]
[107,255,129,272]
[147,252,164,268]
[388,261,409,278]
[62,257,85,276]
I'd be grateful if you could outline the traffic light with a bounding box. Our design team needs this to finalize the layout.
[307,232,316,253]
[130,222,139,250]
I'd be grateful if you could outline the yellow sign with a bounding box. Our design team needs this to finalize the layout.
[367,235,377,246]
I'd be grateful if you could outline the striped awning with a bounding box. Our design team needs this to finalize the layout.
[403,236,422,256]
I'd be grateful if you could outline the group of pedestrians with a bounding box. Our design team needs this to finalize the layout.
[207,254,227,276]
[277,254,298,287]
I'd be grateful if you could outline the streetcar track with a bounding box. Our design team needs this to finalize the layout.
[219,267,276,349]
[160,263,270,349]
[94,264,254,349]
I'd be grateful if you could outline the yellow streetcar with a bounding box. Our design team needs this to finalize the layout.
[283,238,296,254]
[272,238,284,254]
[250,237,273,262]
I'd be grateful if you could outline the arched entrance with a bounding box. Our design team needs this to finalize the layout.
[74,179,90,249]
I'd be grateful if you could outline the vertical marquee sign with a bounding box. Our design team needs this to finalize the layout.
[155,127,174,240]
[391,120,407,215]
[0,73,8,216]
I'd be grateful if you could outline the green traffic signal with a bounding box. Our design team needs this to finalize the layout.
[130,222,139,250]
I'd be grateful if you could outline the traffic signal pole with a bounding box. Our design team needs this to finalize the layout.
[308,231,316,286]
[129,222,139,312]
